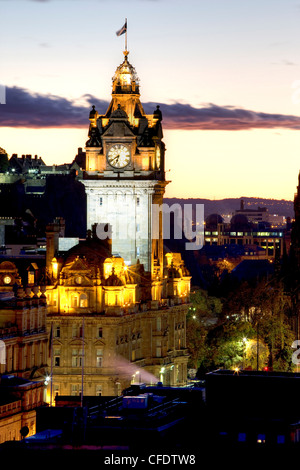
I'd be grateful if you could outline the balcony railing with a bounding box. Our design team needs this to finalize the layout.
[0,400,22,418]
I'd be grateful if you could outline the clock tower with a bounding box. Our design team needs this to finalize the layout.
[82,50,167,279]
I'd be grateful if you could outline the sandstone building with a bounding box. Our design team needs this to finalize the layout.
[45,50,191,399]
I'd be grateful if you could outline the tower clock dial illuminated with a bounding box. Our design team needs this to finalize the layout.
[107,144,130,169]
[3,275,11,285]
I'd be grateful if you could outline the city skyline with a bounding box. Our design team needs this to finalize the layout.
[1,0,300,200]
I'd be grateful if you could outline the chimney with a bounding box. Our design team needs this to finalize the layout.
[45,222,60,277]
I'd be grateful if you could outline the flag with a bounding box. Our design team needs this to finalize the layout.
[116,21,127,37]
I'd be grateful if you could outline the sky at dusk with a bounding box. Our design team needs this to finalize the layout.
[1,0,300,201]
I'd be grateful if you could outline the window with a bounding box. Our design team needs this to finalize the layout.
[137,197,140,207]
[136,247,140,257]
[98,327,103,338]
[54,349,60,367]
[257,434,266,444]
[96,385,102,396]
[71,295,78,308]
[80,294,88,308]
[28,271,35,285]
[99,197,103,206]
[55,326,60,338]
[71,384,79,396]
[72,349,83,367]
[96,349,103,367]
[72,324,77,338]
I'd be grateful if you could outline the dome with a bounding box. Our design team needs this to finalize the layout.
[62,234,112,274]
[205,213,223,230]
[230,214,251,230]
[112,52,140,92]
[0,261,17,271]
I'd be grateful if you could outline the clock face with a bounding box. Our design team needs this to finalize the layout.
[107,144,130,169]
[3,275,11,285]
[75,276,82,285]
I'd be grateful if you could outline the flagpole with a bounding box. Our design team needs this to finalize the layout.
[125,18,128,52]
[81,316,84,408]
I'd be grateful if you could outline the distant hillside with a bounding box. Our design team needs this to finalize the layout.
[163,197,294,219]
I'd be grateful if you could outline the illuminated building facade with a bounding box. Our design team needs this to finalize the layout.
[0,261,47,442]
[204,216,284,259]
[0,375,44,443]
[0,261,48,379]
[45,50,191,398]
[82,51,166,273]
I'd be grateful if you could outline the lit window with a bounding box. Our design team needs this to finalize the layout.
[28,271,35,285]
[80,294,88,308]
[257,434,266,444]
[71,295,78,308]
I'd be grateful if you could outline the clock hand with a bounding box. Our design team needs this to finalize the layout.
[111,155,120,163]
